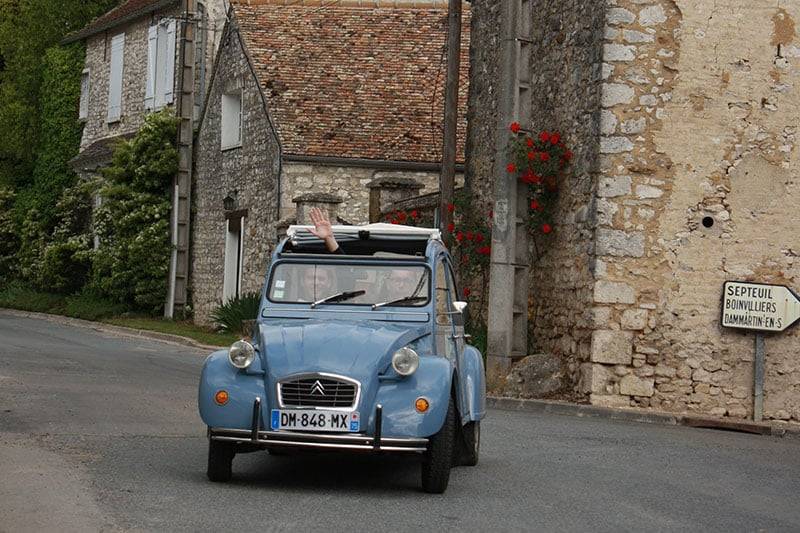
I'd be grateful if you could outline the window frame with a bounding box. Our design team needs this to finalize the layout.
[79,68,90,121]
[221,89,243,150]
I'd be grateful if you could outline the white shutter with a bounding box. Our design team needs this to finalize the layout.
[145,25,157,110]
[79,70,90,120]
[107,33,125,122]
[164,20,176,104]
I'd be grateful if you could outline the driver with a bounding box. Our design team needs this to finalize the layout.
[297,265,335,302]
[385,268,422,300]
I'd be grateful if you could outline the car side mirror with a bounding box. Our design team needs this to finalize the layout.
[453,301,468,314]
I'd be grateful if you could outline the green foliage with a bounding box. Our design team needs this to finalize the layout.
[0,187,17,281]
[92,110,179,313]
[211,292,262,336]
[0,0,120,187]
[63,290,128,321]
[0,280,66,314]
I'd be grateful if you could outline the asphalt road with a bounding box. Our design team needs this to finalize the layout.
[1,310,800,532]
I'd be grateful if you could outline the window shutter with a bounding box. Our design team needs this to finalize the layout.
[164,19,176,104]
[145,25,157,110]
[107,33,125,122]
[79,70,90,120]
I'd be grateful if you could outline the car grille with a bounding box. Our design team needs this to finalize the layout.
[278,376,358,408]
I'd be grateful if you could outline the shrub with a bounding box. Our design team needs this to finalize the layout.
[210,292,262,336]
[92,109,178,313]
[0,187,17,282]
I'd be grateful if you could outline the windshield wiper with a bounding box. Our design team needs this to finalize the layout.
[371,295,427,310]
[310,290,366,309]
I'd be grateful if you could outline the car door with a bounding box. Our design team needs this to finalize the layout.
[434,256,458,363]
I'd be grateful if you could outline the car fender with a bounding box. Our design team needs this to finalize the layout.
[198,350,266,430]
[458,345,486,424]
[373,356,454,438]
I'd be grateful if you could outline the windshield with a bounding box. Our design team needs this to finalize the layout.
[268,262,430,307]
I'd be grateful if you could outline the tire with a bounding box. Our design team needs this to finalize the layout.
[421,397,456,493]
[207,439,235,482]
[459,421,480,467]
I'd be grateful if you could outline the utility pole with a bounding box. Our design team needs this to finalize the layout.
[438,0,461,237]
[165,0,197,318]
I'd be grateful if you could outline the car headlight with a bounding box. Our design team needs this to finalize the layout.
[228,340,255,369]
[392,346,419,376]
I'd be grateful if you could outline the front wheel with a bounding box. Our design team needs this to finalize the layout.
[421,397,456,493]
[207,439,235,482]
[459,421,480,466]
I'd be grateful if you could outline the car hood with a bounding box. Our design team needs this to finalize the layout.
[257,318,428,383]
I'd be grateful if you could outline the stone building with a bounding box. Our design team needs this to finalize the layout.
[190,0,469,325]
[65,0,226,173]
[467,0,800,423]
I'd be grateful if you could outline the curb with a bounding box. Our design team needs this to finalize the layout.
[0,308,225,352]
[487,396,800,439]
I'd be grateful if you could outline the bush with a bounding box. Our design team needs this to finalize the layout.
[210,292,262,336]
[92,109,178,313]
[0,187,17,282]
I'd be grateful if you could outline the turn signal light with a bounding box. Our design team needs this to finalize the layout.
[214,390,229,405]
[415,397,430,413]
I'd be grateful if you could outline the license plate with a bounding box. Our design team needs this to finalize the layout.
[270,409,360,432]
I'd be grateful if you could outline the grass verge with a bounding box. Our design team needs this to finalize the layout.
[0,282,234,347]
[103,317,237,347]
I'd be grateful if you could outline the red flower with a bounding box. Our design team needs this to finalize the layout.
[474,233,484,243]
[564,150,574,161]
[477,245,491,255]
[447,203,455,213]
[456,231,464,242]
[463,287,471,297]
[506,163,517,173]
[390,219,399,225]
[530,199,540,210]
[542,223,552,234]
[521,170,541,185]
[550,132,561,145]
[539,131,551,143]
[410,210,419,219]
[510,122,521,133]
[539,152,550,162]
[447,222,455,233]
[461,255,469,264]
[527,151,536,160]
[526,138,534,148]
[466,231,474,241]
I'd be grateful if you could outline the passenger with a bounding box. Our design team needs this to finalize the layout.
[308,207,343,254]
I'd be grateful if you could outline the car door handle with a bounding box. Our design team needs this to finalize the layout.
[450,334,472,341]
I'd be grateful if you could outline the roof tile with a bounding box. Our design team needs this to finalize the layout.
[236,3,470,163]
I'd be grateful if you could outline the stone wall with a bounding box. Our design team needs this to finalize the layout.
[191,21,281,325]
[462,0,500,214]
[79,2,224,149]
[279,162,460,224]
[585,0,800,422]
[525,0,606,385]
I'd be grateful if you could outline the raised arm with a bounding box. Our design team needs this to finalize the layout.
[308,207,341,253]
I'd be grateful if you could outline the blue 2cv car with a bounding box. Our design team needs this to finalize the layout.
[198,223,486,493]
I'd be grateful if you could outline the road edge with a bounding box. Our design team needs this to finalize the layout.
[487,396,800,439]
[0,308,225,352]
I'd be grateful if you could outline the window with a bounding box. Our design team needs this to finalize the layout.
[107,33,125,122]
[145,19,176,110]
[79,69,90,120]
[221,91,242,149]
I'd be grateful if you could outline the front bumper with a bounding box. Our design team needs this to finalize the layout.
[208,398,428,453]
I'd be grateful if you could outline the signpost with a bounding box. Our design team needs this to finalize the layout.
[721,281,800,421]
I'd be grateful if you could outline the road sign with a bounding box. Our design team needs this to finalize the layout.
[721,281,800,332]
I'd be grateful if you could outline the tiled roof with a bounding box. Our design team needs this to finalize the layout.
[235,2,470,164]
[62,0,178,43]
